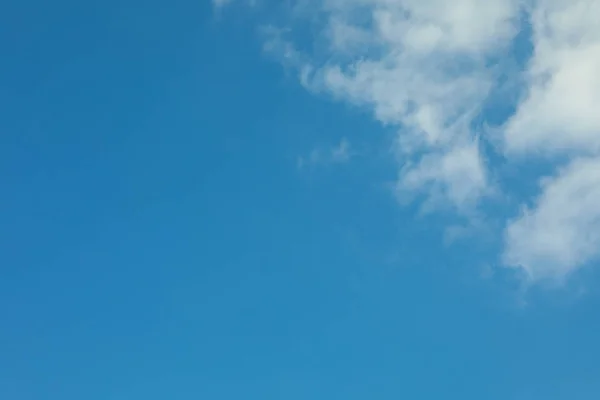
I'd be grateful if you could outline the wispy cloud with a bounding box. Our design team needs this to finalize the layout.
[273,0,520,211]
[220,0,600,283]
[212,0,232,8]
[297,138,353,169]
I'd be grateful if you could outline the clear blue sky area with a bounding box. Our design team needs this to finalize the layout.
[2,1,600,399]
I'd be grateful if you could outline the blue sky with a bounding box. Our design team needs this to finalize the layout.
[2,0,600,399]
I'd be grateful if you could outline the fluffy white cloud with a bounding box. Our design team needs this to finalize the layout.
[504,0,600,156]
[221,0,600,282]
[504,157,600,281]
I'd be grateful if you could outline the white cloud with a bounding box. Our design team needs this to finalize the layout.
[331,138,352,163]
[212,0,232,8]
[297,0,521,210]
[504,157,600,281]
[397,140,489,213]
[220,0,600,283]
[503,0,600,156]
[501,0,600,280]
[297,138,353,169]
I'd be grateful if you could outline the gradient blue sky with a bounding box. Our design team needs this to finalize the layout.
[2,0,600,399]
